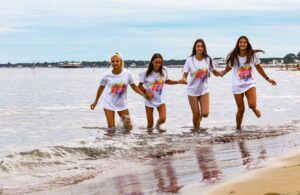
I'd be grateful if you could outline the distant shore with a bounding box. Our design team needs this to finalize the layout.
[0,64,299,70]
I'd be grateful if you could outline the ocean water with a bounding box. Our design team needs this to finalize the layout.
[0,68,299,194]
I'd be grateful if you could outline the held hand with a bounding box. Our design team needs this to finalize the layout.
[268,78,277,86]
[181,79,187,84]
[178,79,185,84]
[219,70,225,77]
[145,91,154,100]
[90,102,97,110]
[213,70,220,77]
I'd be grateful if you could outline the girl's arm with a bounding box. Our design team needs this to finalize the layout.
[165,79,184,85]
[90,85,105,110]
[138,82,153,100]
[138,82,146,92]
[220,65,232,77]
[130,83,147,97]
[181,72,188,84]
[255,64,277,86]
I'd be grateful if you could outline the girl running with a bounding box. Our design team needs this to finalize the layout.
[138,53,183,132]
[181,39,220,130]
[90,52,147,132]
[220,36,277,130]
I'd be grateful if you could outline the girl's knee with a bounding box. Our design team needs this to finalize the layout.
[192,112,201,119]
[202,112,209,118]
[237,107,245,114]
[248,103,256,109]
[159,117,166,124]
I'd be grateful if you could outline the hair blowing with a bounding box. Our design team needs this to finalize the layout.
[226,36,264,67]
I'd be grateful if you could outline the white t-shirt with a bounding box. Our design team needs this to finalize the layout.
[139,68,168,108]
[231,54,261,94]
[99,69,134,111]
[183,56,213,96]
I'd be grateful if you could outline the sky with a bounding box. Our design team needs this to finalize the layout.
[0,0,299,63]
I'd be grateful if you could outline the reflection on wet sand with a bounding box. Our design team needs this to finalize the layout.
[153,157,182,193]
[238,139,254,169]
[196,145,221,182]
[114,174,142,195]
[238,139,268,169]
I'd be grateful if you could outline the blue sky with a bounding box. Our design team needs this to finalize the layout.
[0,0,299,63]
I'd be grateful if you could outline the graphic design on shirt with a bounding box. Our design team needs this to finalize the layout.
[193,67,208,80]
[238,64,252,81]
[149,78,164,95]
[111,82,126,98]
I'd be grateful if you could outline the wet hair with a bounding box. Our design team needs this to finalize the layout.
[146,53,164,77]
[191,39,213,70]
[226,36,264,67]
[110,52,124,68]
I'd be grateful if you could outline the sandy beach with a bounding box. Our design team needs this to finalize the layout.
[203,152,300,195]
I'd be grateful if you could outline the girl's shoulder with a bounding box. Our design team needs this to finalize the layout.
[184,56,193,65]
[101,68,113,76]
[253,52,261,59]
[162,66,168,73]
[139,68,148,77]
[186,56,193,61]
[204,57,211,64]
[141,68,148,74]
[205,56,211,61]
[122,68,133,75]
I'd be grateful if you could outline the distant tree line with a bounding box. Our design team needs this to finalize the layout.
[1,52,299,67]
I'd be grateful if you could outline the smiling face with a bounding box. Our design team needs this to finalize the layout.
[111,55,123,70]
[152,57,163,72]
[195,42,204,55]
[238,38,248,51]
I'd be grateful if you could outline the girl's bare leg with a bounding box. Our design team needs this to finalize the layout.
[156,104,167,131]
[234,93,245,130]
[188,96,201,129]
[118,109,133,130]
[199,93,210,118]
[245,87,261,118]
[104,108,115,129]
[145,106,154,129]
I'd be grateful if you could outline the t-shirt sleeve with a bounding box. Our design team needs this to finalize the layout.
[139,71,146,83]
[254,53,261,66]
[99,73,107,86]
[163,67,169,80]
[128,71,134,84]
[208,58,214,72]
[183,58,190,73]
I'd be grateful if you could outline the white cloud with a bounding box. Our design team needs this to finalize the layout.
[0,26,27,33]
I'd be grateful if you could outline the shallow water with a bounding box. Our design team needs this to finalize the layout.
[0,68,299,194]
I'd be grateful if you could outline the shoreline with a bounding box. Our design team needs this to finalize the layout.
[201,151,300,195]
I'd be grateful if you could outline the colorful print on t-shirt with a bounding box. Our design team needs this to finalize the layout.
[238,64,252,81]
[193,67,208,80]
[111,82,126,97]
[149,78,164,95]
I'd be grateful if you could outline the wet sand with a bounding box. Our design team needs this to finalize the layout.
[203,152,300,195]
[13,128,300,195]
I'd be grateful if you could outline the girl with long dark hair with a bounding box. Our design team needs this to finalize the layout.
[220,36,277,130]
[138,53,183,131]
[181,39,220,130]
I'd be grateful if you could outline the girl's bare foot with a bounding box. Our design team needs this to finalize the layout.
[122,115,132,130]
[253,108,261,118]
[155,119,167,132]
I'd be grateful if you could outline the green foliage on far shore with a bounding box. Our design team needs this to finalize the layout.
[1,52,299,67]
